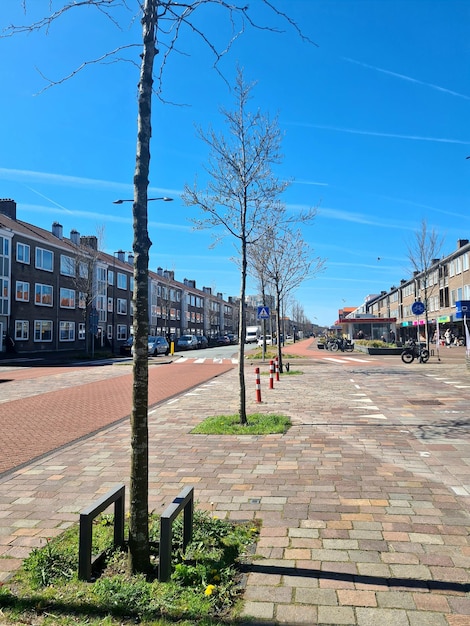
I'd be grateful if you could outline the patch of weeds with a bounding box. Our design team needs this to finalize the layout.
[1,510,260,626]
[191,412,291,435]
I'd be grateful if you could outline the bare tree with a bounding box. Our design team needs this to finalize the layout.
[407,219,444,347]
[183,69,289,424]
[259,225,324,372]
[67,228,107,356]
[4,0,314,575]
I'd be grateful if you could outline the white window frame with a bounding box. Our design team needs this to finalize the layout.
[59,321,75,342]
[117,324,127,340]
[16,242,30,264]
[79,261,89,279]
[35,247,53,272]
[117,298,127,315]
[59,287,76,309]
[78,322,86,340]
[34,320,53,342]
[117,272,127,290]
[16,280,30,302]
[15,320,29,340]
[60,254,76,277]
[35,283,53,307]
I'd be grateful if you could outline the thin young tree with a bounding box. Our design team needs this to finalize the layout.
[407,219,444,347]
[259,225,324,372]
[3,0,314,575]
[183,69,288,424]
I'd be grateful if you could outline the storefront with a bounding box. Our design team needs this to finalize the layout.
[335,317,397,342]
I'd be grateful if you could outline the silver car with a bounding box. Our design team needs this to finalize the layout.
[148,336,170,356]
[176,334,198,350]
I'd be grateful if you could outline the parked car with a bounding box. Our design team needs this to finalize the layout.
[119,336,133,356]
[226,333,237,344]
[257,335,274,347]
[148,336,170,356]
[216,335,231,345]
[176,335,198,350]
[196,335,209,349]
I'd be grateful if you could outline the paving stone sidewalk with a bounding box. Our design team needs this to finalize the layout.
[1,343,470,625]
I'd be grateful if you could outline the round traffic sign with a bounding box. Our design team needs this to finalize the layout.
[411,301,425,315]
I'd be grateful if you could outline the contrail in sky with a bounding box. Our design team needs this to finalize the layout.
[343,57,470,101]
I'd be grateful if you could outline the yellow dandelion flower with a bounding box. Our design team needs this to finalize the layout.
[204,584,216,596]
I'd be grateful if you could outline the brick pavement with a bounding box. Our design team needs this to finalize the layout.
[1,341,470,625]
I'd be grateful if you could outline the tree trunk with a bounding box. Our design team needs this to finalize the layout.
[238,237,247,425]
[276,287,283,373]
[128,0,156,576]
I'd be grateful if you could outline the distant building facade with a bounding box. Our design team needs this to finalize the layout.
[0,199,248,356]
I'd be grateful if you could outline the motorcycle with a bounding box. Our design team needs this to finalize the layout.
[401,339,429,364]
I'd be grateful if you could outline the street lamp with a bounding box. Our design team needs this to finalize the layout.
[113,197,173,204]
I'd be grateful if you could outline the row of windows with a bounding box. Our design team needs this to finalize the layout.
[14,320,132,343]
[14,320,84,342]
[14,281,131,313]
[16,243,133,291]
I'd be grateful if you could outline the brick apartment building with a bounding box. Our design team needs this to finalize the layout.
[0,199,239,356]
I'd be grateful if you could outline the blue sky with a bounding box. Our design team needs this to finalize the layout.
[1,0,469,327]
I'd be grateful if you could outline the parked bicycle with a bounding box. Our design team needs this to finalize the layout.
[327,337,354,352]
[401,339,430,364]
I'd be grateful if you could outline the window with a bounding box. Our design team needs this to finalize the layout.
[16,242,30,264]
[117,272,127,289]
[78,292,87,309]
[130,276,134,294]
[0,277,8,315]
[79,261,88,279]
[34,320,53,342]
[107,324,113,340]
[117,298,127,314]
[35,283,53,306]
[15,320,29,340]
[60,287,75,308]
[108,269,114,286]
[16,281,30,302]
[117,325,127,340]
[108,297,113,313]
[60,255,75,276]
[463,253,469,272]
[59,321,75,342]
[78,323,86,340]
[35,247,53,271]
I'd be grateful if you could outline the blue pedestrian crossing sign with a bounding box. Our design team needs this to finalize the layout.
[257,306,270,319]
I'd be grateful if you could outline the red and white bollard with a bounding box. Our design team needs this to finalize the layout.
[275,357,280,382]
[255,367,262,403]
[269,360,274,389]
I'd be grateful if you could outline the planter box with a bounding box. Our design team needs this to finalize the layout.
[317,343,325,349]
[354,344,403,355]
[366,347,403,355]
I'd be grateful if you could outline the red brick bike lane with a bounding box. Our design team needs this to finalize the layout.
[0,361,233,477]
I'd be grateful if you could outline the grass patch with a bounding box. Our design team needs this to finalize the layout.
[0,509,259,626]
[192,413,291,435]
[247,348,299,360]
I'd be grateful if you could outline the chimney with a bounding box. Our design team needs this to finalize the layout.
[127,253,134,265]
[0,198,17,220]
[457,239,469,249]
[52,221,63,239]
[116,249,126,262]
[80,235,98,250]
[157,267,163,276]
[70,229,80,245]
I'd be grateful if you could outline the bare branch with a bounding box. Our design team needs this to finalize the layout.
[34,45,140,94]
